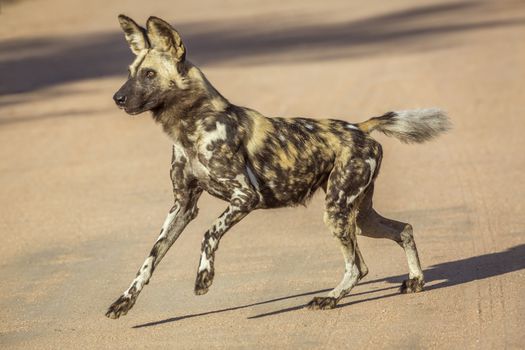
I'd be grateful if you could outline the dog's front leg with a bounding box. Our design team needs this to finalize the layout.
[106,188,202,319]
[194,190,258,295]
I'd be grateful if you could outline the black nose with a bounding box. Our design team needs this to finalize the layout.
[113,93,127,106]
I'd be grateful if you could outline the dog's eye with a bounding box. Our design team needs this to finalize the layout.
[145,70,156,79]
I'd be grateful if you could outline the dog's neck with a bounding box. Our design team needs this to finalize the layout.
[152,63,230,146]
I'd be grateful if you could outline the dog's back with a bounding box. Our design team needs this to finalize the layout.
[235,108,382,208]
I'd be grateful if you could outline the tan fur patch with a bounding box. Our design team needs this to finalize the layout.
[246,112,274,156]
[129,50,148,77]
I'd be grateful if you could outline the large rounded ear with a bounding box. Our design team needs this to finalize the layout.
[146,16,186,61]
[118,14,149,55]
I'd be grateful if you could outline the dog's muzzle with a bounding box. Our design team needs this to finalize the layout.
[113,93,127,107]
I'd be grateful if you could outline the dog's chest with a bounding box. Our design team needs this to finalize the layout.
[172,143,209,179]
[172,142,240,200]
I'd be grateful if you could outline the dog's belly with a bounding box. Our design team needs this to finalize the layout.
[243,116,352,208]
[251,160,332,208]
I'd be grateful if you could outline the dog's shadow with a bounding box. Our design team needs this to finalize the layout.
[133,244,525,328]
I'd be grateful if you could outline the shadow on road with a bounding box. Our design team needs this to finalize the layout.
[132,288,331,329]
[1,1,524,96]
[134,244,525,326]
[365,243,525,290]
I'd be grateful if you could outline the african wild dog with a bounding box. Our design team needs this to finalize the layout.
[105,15,451,319]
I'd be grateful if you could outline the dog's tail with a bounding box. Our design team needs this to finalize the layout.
[357,108,451,144]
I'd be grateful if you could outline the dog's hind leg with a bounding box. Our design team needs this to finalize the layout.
[320,177,368,280]
[357,189,424,293]
[307,149,376,310]
[106,187,202,319]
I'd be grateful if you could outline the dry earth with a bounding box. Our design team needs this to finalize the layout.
[1,0,524,348]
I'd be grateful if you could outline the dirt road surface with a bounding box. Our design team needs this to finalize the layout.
[1,0,524,348]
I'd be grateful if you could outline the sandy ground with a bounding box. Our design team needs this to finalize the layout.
[1,0,524,348]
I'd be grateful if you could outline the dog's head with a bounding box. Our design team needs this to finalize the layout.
[113,15,188,115]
